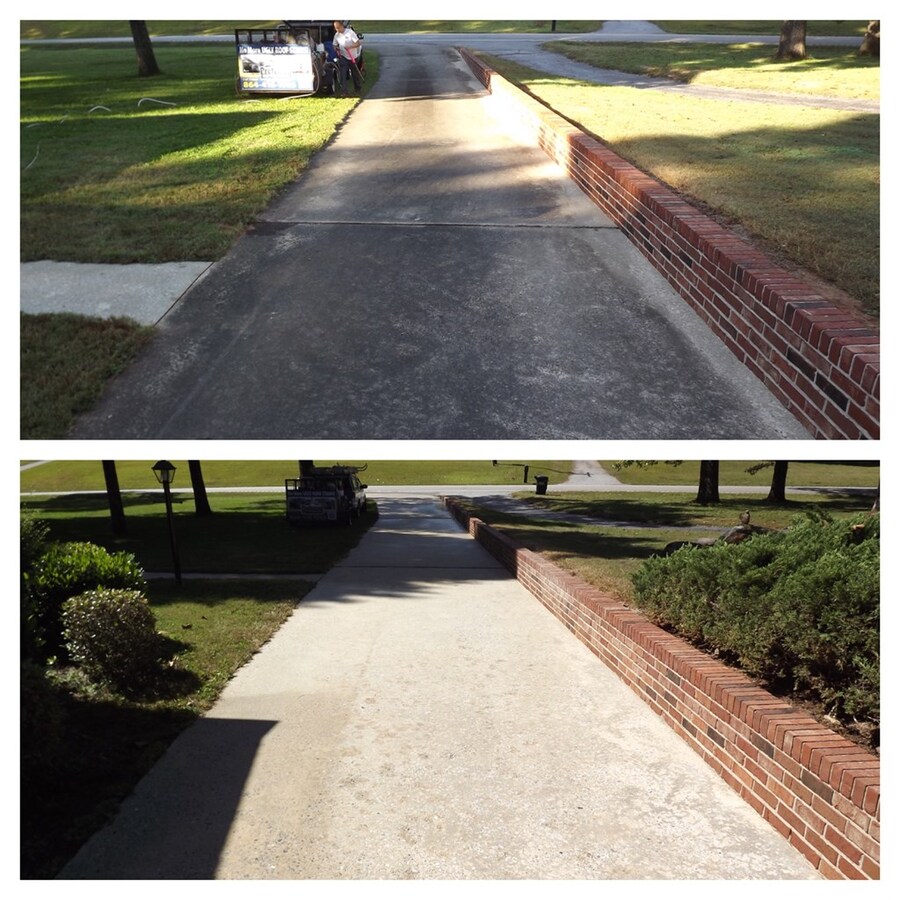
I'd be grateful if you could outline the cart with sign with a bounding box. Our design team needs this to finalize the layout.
[234,24,325,97]
[235,22,338,96]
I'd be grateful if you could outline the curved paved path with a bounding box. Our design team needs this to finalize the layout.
[68,41,808,440]
[59,498,819,880]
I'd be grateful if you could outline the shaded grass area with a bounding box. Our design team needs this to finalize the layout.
[20,44,376,263]
[19,492,377,574]
[652,21,870,37]
[20,460,576,493]
[602,460,880,488]
[21,313,155,439]
[22,578,309,879]
[480,54,879,317]
[546,40,879,100]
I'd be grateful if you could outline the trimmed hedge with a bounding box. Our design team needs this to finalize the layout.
[631,512,879,726]
[61,588,162,690]
[27,541,145,660]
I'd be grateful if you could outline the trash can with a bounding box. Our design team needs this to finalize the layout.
[535,476,549,495]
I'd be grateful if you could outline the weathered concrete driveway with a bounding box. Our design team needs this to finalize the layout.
[70,42,808,439]
[59,498,819,880]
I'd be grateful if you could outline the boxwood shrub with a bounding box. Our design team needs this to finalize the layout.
[61,588,162,691]
[28,541,145,660]
[631,512,879,726]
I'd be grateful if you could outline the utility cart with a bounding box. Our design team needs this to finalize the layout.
[285,465,368,526]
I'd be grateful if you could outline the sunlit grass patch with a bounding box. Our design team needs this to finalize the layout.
[481,54,879,316]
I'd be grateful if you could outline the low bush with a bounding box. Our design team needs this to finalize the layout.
[61,588,163,691]
[21,515,51,658]
[632,513,879,726]
[29,541,145,660]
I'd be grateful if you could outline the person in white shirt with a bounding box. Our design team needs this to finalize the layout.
[332,20,363,93]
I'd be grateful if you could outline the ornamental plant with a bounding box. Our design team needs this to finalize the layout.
[29,541,145,659]
[632,512,879,726]
[61,588,162,691]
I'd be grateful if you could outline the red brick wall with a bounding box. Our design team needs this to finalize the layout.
[459,49,879,440]
[445,499,880,880]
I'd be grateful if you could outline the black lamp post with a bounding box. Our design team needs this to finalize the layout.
[152,460,182,585]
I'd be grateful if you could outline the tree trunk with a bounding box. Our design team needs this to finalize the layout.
[188,460,213,516]
[102,461,128,537]
[776,20,808,60]
[859,20,880,57]
[766,461,789,503]
[695,461,720,505]
[129,20,162,77]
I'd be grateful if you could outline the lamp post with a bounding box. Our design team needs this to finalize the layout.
[152,460,182,586]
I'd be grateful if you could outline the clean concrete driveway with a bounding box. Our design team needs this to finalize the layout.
[60,499,818,880]
[71,42,808,440]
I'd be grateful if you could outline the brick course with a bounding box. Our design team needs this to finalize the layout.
[459,49,879,439]
[445,499,880,880]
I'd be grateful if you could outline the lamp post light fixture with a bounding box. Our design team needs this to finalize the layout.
[151,460,182,586]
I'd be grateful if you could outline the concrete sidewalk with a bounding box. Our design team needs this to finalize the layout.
[59,498,819,880]
[20,260,213,325]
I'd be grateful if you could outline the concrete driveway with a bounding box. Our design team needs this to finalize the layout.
[59,498,819,880]
[69,41,808,440]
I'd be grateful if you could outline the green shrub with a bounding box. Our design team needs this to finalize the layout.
[30,542,145,659]
[21,515,52,659]
[21,514,50,572]
[632,513,879,725]
[61,588,162,690]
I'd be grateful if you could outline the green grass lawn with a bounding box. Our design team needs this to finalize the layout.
[20,44,376,263]
[546,40,879,100]
[652,21,870,37]
[20,21,604,39]
[21,314,155,439]
[603,460,880,488]
[480,52,879,317]
[19,460,577,493]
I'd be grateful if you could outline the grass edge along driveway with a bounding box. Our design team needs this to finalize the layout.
[480,46,878,320]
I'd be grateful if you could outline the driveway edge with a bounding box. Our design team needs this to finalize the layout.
[443,497,880,880]
[458,48,879,440]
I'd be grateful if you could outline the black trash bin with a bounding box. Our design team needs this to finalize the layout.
[535,476,549,495]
